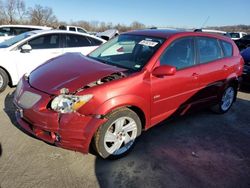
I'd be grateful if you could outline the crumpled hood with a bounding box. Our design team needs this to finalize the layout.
[29,53,126,95]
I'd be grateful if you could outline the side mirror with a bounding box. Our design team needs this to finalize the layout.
[152,65,176,77]
[21,44,32,53]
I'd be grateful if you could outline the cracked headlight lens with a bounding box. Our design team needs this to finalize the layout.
[51,94,93,113]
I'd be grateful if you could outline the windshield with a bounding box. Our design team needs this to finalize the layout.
[88,34,165,71]
[0,31,34,48]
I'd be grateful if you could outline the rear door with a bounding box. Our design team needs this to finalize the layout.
[150,37,201,126]
[195,37,233,101]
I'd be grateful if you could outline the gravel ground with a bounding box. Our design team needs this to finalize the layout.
[0,87,250,188]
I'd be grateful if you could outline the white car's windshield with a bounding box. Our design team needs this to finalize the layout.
[88,34,165,71]
[0,31,34,48]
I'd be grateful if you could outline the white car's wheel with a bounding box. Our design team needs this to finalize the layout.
[93,108,141,159]
[0,68,9,92]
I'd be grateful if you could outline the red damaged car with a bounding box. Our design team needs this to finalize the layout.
[14,29,243,159]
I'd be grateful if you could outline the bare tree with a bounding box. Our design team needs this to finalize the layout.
[130,21,145,30]
[6,0,16,24]
[28,4,57,26]
[0,0,6,24]
[16,0,26,21]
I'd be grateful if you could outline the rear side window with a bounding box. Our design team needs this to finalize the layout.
[12,27,31,35]
[69,27,76,31]
[160,37,195,70]
[196,37,222,64]
[65,34,92,47]
[89,37,103,46]
[77,28,87,33]
[221,40,233,57]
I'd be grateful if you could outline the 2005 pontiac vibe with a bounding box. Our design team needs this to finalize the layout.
[14,29,243,159]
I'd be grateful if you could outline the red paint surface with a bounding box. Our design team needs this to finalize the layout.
[14,30,243,153]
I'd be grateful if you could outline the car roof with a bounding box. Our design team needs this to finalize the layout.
[123,29,185,39]
[25,29,106,42]
[123,29,232,41]
[0,24,51,29]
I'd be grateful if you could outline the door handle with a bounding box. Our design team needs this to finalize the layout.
[192,73,199,79]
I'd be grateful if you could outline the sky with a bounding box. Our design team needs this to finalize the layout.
[25,0,249,28]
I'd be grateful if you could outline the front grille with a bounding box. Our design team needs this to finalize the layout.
[18,91,41,109]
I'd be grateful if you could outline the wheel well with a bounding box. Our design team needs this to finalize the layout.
[228,79,239,101]
[0,66,12,86]
[127,106,146,131]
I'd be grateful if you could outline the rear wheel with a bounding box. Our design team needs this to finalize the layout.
[211,86,236,114]
[0,68,9,92]
[93,108,141,159]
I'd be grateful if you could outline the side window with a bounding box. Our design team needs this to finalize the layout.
[77,28,87,33]
[88,37,103,46]
[65,34,91,47]
[160,37,195,70]
[196,37,222,64]
[0,27,11,36]
[13,27,31,35]
[221,40,233,57]
[28,34,60,49]
[69,27,76,32]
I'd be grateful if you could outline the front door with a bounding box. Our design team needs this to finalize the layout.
[150,37,201,126]
[15,33,62,78]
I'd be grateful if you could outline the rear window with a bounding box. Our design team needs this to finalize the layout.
[196,37,222,64]
[221,40,233,57]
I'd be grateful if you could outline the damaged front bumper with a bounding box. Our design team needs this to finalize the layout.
[13,77,107,153]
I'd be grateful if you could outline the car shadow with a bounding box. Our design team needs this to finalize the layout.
[240,84,250,93]
[4,91,43,141]
[0,143,2,157]
[4,89,250,187]
[94,98,250,188]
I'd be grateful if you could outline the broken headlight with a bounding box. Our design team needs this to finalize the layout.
[51,94,93,113]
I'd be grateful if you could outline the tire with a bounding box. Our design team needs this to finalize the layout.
[93,108,142,159]
[0,68,9,92]
[211,86,236,114]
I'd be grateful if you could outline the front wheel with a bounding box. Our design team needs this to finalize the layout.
[211,86,236,114]
[93,108,142,159]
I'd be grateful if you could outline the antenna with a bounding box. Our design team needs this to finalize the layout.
[201,16,210,28]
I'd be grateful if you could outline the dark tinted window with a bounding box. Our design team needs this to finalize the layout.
[241,35,250,40]
[28,34,60,49]
[77,28,87,33]
[0,27,11,36]
[160,37,195,69]
[89,37,103,46]
[13,27,31,35]
[197,37,222,64]
[65,34,92,47]
[69,27,76,31]
[221,40,233,57]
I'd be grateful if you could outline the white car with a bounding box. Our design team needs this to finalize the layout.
[58,25,88,33]
[0,25,51,43]
[0,30,105,92]
[229,32,247,40]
